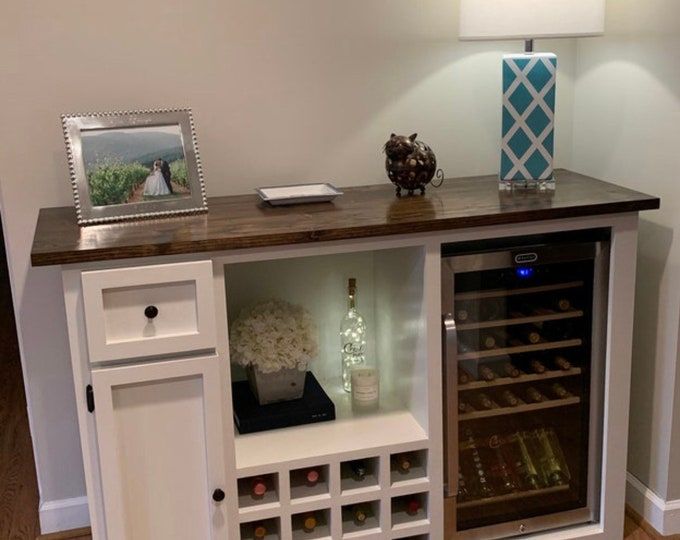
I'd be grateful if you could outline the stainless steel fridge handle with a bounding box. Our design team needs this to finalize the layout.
[443,313,459,498]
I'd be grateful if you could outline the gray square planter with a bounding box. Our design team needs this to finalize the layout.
[247,365,307,405]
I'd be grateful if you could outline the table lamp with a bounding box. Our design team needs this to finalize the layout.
[459,0,605,189]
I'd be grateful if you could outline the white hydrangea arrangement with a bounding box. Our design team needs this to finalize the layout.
[229,299,319,374]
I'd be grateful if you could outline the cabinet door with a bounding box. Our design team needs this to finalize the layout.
[92,355,228,540]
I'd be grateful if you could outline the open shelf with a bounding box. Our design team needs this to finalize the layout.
[226,247,431,471]
[292,509,331,540]
[341,456,380,495]
[458,338,583,361]
[457,484,570,510]
[235,387,427,470]
[454,281,584,301]
[391,493,429,530]
[458,367,582,390]
[458,396,581,420]
[390,450,428,487]
[240,517,281,540]
[342,500,381,537]
[290,465,330,503]
[457,309,583,330]
[238,473,279,511]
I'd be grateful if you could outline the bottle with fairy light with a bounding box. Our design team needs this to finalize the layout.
[340,278,367,392]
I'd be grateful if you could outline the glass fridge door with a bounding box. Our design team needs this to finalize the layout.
[442,235,609,538]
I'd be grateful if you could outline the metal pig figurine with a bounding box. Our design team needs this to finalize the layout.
[383,133,440,196]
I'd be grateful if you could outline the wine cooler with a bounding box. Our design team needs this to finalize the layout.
[441,231,610,539]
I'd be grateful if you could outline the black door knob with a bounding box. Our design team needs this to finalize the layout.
[144,305,159,319]
[212,488,225,502]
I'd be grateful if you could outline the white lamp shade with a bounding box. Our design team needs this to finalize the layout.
[459,0,605,40]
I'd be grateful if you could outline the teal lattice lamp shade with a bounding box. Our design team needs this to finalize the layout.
[459,0,605,188]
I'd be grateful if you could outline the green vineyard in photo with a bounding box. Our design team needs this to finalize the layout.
[87,158,188,206]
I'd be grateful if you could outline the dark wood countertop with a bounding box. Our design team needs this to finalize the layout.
[31,170,659,266]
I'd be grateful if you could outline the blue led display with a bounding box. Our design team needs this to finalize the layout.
[516,267,534,278]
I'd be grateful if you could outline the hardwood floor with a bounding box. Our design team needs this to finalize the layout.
[0,222,41,539]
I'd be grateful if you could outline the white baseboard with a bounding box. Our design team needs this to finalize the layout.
[626,472,680,535]
[39,496,90,535]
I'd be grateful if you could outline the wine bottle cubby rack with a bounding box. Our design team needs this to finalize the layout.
[236,447,431,539]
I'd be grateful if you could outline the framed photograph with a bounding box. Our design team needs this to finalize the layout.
[61,108,207,225]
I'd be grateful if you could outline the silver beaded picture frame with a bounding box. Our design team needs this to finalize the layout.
[62,108,208,226]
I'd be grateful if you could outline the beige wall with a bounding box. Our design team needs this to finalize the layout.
[0,0,577,529]
[571,0,680,502]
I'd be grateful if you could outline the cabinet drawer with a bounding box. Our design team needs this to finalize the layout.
[82,261,216,362]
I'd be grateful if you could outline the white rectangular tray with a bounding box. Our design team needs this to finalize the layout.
[256,183,343,206]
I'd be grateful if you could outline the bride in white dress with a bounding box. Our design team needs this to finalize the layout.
[143,160,171,196]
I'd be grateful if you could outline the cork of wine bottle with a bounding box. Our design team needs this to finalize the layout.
[456,307,470,322]
[479,365,496,381]
[395,453,412,473]
[526,387,548,403]
[551,383,573,399]
[554,355,572,371]
[253,524,267,539]
[475,393,496,410]
[501,362,520,378]
[353,505,368,525]
[458,366,472,385]
[530,359,546,374]
[520,328,542,344]
[406,498,421,515]
[500,390,520,407]
[305,468,320,486]
[481,333,497,350]
[459,401,476,414]
[251,477,267,497]
[303,513,317,532]
[553,298,572,312]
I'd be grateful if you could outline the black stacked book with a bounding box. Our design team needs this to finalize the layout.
[232,372,335,434]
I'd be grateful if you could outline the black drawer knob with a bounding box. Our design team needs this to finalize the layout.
[144,305,159,319]
[212,488,225,502]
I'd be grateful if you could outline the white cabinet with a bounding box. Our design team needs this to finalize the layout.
[91,355,229,540]
[82,261,216,363]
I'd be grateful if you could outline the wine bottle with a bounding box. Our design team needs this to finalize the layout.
[406,497,421,515]
[349,460,367,481]
[490,438,519,493]
[526,386,548,403]
[458,366,472,385]
[456,307,470,322]
[509,310,526,319]
[251,477,267,497]
[459,400,476,414]
[531,306,555,316]
[500,389,520,407]
[554,355,572,371]
[475,393,496,410]
[530,359,546,374]
[480,332,497,350]
[302,513,317,532]
[514,432,542,490]
[305,468,320,487]
[551,383,573,399]
[479,365,496,382]
[553,297,572,312]
[460,429,494,498]
[501,362,520,378]
[352,505,368,525]
[457,467,470,501]
[481,299,503,321]
[253,524,267,539]
[395,453,412,473]
[340,278,367,392]
[519,328,542,344]
[536,428,570,486]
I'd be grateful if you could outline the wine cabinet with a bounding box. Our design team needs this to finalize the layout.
[442,231,609,539]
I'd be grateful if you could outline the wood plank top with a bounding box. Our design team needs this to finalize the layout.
[31,170,659,266]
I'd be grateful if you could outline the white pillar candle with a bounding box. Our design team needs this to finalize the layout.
[351,367,379,411]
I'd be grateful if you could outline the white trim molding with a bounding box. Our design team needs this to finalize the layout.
[627,472,680,535]
[39,496,90,535]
